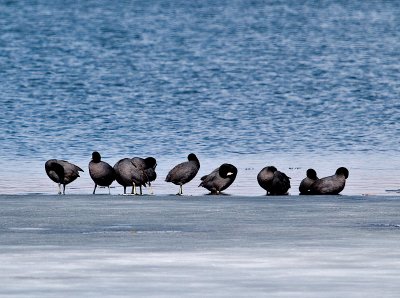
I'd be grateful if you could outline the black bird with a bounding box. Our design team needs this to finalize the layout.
[257,166,290,195]
[45,159,83,195]
[88,151,116,194]
[299,168,318,195]
[131,157,157,195]
[199,163,238,195]
[257,166,276,194]
[144,167,157,193]
[309,167,349,195]
[113,158,149,195]
[165,153,200,195]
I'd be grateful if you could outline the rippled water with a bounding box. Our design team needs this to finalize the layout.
[0,1,399,194]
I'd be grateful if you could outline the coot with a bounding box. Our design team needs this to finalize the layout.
[88,151,115,194]
[199,163,237,194]
[45,159,83,194]
[309,167,349,195]
[257,166,290,195]
[299,168,318,195]
[165,153,200,195]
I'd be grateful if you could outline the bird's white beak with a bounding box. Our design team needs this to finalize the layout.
[227,172,233,176]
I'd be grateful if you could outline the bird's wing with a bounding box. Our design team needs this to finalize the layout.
[166,162,193,183]
[199,168,219,186]
[131,157,145,169]
[310,175,339,194]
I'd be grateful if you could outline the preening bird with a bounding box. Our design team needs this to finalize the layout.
[257,166,290,195]
[45,159,83,195]
[114,158,149,195]
[199,163,237,194]
[131,157,157,195]
[299,168,318,195]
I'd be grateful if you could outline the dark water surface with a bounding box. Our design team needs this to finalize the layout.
[0,1,399,194]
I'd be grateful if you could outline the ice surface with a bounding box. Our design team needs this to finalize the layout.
[0,195,400,297]
[1,152,400,197]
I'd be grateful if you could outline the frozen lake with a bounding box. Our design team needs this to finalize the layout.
[1,1,399,295]
[2,152,400,197]
[1,195,400,297]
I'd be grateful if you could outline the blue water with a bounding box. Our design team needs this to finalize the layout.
[0,1,399,194]
[1,3,400,295]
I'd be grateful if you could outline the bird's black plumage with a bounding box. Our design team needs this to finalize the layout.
[89,151,115,194]
[309,167,349,195]
[165,153,200,195]
[299,168,318,195]
[199,163,237,194]
[45,159,83,194]
[132,156,157,194]
[114,156,157,195]
[257,166,290,195]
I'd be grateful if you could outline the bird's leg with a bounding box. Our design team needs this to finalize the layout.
[148,183,154,195]
[139,185,142,195]
[93,184,97,195]
[179,185,183,195]
[58,183,61,195]
[124,186,126,194]
[63,184,66,195]
[108,186,111,195]
[131,183,137,195]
